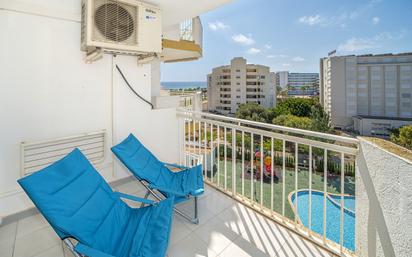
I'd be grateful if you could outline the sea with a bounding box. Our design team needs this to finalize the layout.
[161,81,207,90]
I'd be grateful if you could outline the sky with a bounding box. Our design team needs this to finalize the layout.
[161,0,412,82]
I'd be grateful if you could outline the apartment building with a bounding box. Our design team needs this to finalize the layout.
[275,72,318,89]
[207,57,276,114]
[288,72,319,88]
[275,71,319,97]
[275,71,289,88]
[320,52,412,135]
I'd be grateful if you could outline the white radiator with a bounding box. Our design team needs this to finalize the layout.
[20,130,106,176]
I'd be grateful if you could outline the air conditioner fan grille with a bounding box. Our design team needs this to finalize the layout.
[93,0,137,44]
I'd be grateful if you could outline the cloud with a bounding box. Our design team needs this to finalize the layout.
[349,0,382,20]
[298,15,324,26]
[298,0,383,28]
[267,54,288,59]
[338,31,406,52]
[208,21,230,31]
[232,34,255,45]
[292,56,305,62]
[282,63,291,67]
[247,48,261,54]
[372,16,380,25]
[338,38,376,52]
[264,44,272,50]
[298,14,347,27]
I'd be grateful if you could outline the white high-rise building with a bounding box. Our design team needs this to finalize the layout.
[275,71,319,89]
[275,71,289,88]
[207,57,276,114]
[320,53,412,135]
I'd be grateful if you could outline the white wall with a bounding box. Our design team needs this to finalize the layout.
[0,3,179,216]
[112,55,179,178]
[356,138,412,257]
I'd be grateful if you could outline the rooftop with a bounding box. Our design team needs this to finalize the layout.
[353,115,412,121]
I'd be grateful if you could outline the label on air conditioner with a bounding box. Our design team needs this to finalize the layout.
[145,8,157,20]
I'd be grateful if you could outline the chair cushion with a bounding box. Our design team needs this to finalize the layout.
[18,149,173,257]
[112,134,204,199]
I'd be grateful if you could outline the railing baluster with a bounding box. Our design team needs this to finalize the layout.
[224,127,227,190]
[217,126,220,187]
[204,122,207,179]
[183,118,186,165]
[294,142,298,226]
[192,118,196,154]
[323,149,328,244]
[198,121,201,156]
[260,135,263,209]
[271,137,274,212]
[210,124,214,184]
[242,131,245,196]
[309,145,312,235]
[188,119,191,155]
[340,152,345,252]
[250,133,254,203]
[282,139,286,217]
[232,128,236,195]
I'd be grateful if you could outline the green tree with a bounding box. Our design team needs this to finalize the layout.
[301,86,307,94]
[272,98,319,117]
[236,103,274,123]
[310,105,331,132]
[273,114,313,130]
[311,80,319,90]
[276,85,283,96]
[390,125,412,150]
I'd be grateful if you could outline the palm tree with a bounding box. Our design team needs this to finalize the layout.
[301,86,308,94]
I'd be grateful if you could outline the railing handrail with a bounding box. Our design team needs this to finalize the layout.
[177,109,359,146]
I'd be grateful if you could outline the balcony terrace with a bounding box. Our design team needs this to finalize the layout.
[1,181,333,257]
[1,108,411,257]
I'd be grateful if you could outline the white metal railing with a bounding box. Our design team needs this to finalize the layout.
[176,92,203,111]
[180,17,202,47]
[177,109,358,256]
[180,19,194,41]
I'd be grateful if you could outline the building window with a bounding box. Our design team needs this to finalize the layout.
[236,96,240,99]
[371,123,391,136]
[236,69,241,72]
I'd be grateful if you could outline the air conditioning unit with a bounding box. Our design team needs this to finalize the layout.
[81,0,162,56]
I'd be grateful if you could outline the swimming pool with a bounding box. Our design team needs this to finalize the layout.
[291,190,355,251]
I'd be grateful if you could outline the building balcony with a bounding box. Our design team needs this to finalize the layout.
[0,180,334,257]
[1,109,411,257]
[160,17,203,63]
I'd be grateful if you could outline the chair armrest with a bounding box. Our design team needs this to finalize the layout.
[149,184,188,197]
[75,243,115,257]
[114,192,156,205]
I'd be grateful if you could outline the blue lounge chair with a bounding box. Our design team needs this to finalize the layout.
[112,134,204,224]
[18,148,174,257]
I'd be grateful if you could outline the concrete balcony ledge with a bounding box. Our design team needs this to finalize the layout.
[356,137,412,257]
[152,95,182,109]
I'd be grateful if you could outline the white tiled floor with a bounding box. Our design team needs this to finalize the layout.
[0,179,335,257]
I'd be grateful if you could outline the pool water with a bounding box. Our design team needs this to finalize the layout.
[291,191,355,251]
